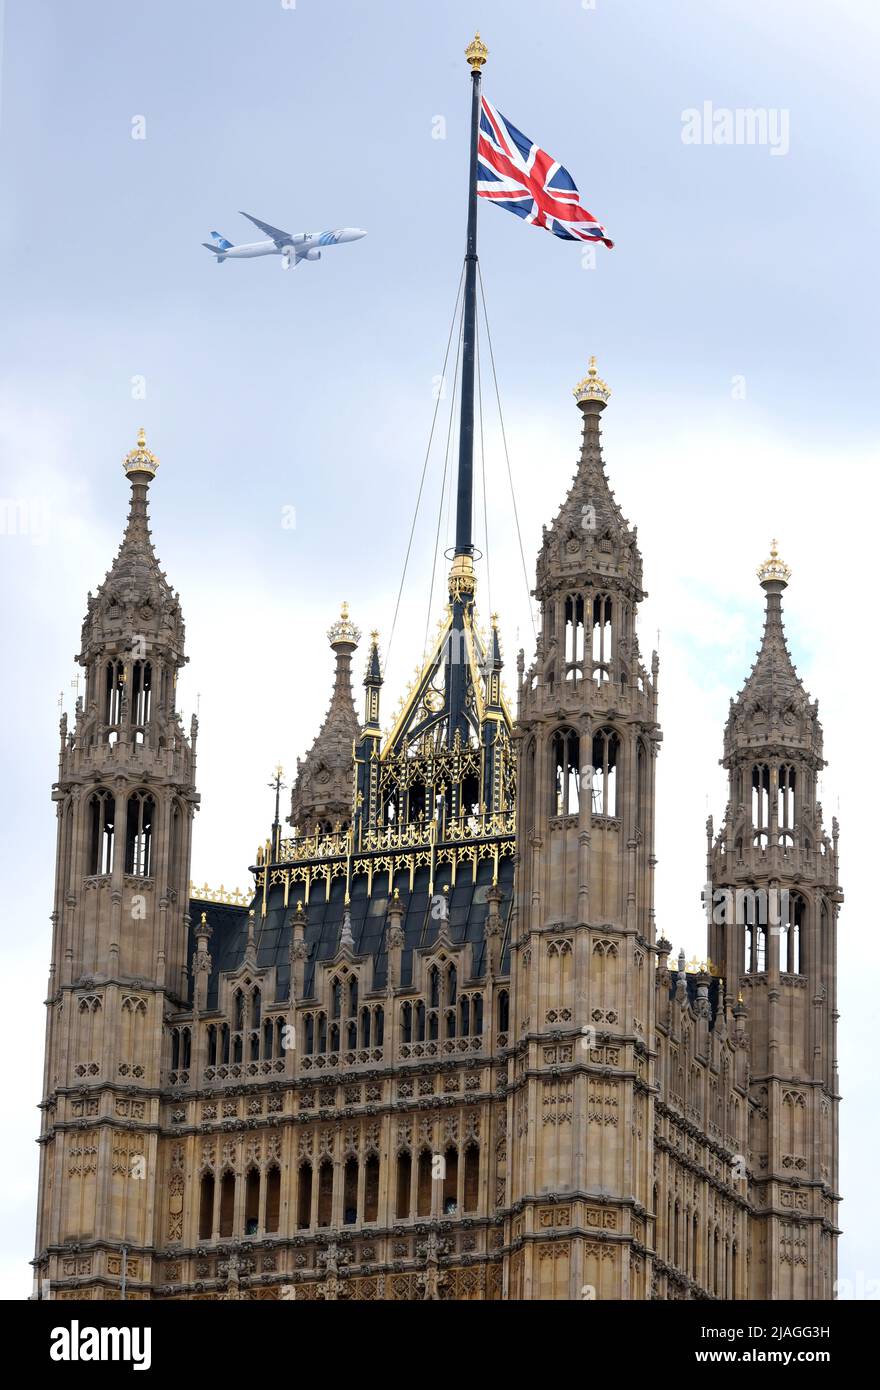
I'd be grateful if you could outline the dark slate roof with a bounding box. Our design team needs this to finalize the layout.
[188,853,514,1011]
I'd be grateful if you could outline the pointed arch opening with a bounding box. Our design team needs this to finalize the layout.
[265,1165,281,1233]
[87,789,115,876]
[218,1171,235,1238]
[591,727,620,816]
[297,1163,312,1229]
[342,1156,358,1225]
[591,593,613,682]
[552,727,580,816]
[317,1159,334,1227]
[124,791,155,876]
[198,1171,214,1240]
[396,1151,412,1219]
[244,1167,260,1236]
[364,1153,380,1223]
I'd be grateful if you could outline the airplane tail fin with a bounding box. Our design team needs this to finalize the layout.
[210,231,233,250]
[202,242,227,262]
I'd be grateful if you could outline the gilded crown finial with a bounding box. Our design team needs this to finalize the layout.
[328,601,361,649]
[465,31,488,71]
[122,426,159,480]
[573,355,611,407]
[757,538,791,588]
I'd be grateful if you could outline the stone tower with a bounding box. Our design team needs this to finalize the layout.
[508,360,662,1298]
[707,543,842,1297]
[33,432,198,1297]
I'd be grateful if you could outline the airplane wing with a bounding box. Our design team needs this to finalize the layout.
[238,211,292,246]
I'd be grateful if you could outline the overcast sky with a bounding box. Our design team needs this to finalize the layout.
[1,0,877,1299]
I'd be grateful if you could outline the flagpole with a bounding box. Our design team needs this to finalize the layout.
[453,32,487,561]
[445,33,488,754]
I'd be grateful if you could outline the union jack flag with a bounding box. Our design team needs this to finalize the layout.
[477,97,613,248]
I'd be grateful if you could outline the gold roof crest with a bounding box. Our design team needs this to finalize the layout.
[328,601,361,648]
[573,356,611,407]
[123,427,159,480]
[757,539,791,588]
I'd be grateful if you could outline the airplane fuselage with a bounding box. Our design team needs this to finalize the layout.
[221,229,366,259]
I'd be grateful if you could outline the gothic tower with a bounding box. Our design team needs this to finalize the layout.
[507,360,662,1298]
[34,432,198,1297]
[707,543,841,1297]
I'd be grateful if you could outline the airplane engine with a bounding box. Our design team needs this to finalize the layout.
[304,249,322,261]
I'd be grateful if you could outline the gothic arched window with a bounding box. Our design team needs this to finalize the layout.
[417,1150,432,1216]
[552,727,580,816]
[463,1143,479,1212]
[446,964,457,1006]
[297,1164,312,1228]
[636,739,647,831]
[104,659,125,730]
[564,595,585,684]
[317,1160,333,1227]
[473,994,483,1036]
[497,989,509,1033]
[364,1153,380,1223]
[591,728,620,816]
[443,1147,458,1214]
[131,660,152,738]
[752,764,770,845]
[591,594,613,682]
[219,1171,235,1238]
[783,893,805,974]
[778,764,796,847]
[244,1168,260,1235]
[459,995,470,1037]
[343,1157,358,1225]
[124,791,155,876]
[265,1166,281,1233]
[199,1171,214,1240]
[396,1151,412,1219]
[87,788,115,875]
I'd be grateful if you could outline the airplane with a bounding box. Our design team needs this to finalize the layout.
[202,212,367,270]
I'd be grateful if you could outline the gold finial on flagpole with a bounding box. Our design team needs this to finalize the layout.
[465,32,488,71]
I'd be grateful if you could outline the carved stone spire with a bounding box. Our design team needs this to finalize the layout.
[289,604,361,835]
[80,429,184,667]
[534,358,643,604]
[724,542,822,766]
[339,906,355,953]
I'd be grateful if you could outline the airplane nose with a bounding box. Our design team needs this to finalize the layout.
[345,228,367,240]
